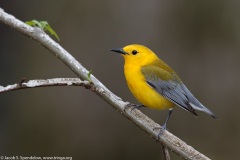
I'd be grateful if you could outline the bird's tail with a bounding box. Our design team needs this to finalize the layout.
[189,102,216,118]
[181,84,217,118]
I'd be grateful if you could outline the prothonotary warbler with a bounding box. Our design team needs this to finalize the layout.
[111,44,216,137]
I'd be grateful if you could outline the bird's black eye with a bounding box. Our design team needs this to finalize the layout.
[132,50,138,55]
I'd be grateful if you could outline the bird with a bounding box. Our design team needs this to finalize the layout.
[111,44,216,137]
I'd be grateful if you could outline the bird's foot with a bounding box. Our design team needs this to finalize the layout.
[154,109,173,140]
[124,103,145,112]
[153,124,167,140]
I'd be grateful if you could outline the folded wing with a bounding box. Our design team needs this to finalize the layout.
[142,65,216,118]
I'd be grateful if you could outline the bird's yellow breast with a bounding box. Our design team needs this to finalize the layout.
[124,63,174,110]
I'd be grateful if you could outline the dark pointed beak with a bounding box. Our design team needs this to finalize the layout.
[110,48,129,55]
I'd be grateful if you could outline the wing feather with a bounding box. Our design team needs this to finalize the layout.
[142,65,198,116]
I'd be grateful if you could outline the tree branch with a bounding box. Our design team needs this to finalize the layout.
[161,143,171,160]
[0,78,91,93]
[0,8,210,160]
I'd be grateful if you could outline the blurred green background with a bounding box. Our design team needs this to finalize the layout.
[0,0,240,159]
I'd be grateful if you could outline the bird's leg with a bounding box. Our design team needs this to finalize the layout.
[131,104,145,111]
[124,103,145,112]
[154,109,173,139]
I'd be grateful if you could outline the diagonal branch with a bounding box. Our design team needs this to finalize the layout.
[0,8,210,160]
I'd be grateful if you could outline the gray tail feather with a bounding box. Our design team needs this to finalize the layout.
[181,84,217,118]
[189,102,216,118]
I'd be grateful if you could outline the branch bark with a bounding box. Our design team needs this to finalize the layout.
[0,78,91,93]
[0,8,211,160]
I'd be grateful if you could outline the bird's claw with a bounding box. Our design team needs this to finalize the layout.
[124,103,144,112]
[153,125,167,140]
[124,103,132,111]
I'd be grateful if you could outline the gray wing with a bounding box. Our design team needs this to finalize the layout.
[142,66,216,118]
[145,73,198,117]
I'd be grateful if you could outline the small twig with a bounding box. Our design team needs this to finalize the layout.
[19,78,27,85]
[161,143,171,160]
[0,78,91,93]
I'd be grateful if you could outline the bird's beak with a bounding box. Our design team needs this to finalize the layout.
[110,48,129,55]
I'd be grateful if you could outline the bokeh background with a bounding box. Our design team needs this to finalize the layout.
[0,0,239,159]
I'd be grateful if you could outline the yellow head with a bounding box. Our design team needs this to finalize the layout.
[111,44,159,66]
